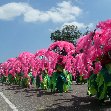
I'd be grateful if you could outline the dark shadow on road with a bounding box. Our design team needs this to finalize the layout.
[36,89,72,97]
[4,85,23,90]
[45,95,111,111]
[36,89,57,97]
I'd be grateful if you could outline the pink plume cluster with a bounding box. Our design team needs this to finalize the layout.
[48,41,75,55]
[74,19,111,78]
[48,41,75,74]
[1,19,111,79]
[0,41,75,78]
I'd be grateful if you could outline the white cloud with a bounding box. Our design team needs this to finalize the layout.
[62,21,86,29]
[87,23,94,30]
[61,22,94,29]
[0,3,27,20]
[0,1,82,23]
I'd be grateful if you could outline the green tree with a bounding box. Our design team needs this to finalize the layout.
[50,25,82,44]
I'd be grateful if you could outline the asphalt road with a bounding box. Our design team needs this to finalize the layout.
[0,82,111,111]
[0,95,12,111]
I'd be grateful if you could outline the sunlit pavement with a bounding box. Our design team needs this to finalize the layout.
[0,95,12,111]
[0,83,111,111]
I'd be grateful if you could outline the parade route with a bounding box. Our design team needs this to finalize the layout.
[0,82,88,111]
[0,82,111,111]
[0,94,13,111]
[0,92,18,111]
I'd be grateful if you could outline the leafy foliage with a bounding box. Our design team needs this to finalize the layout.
[50,25,82,44]
[88,63,111,101]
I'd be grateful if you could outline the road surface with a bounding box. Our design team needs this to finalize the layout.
[0,82,111,111]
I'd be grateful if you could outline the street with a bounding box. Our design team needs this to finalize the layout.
[0,82,111,111]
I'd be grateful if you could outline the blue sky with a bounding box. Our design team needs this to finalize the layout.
[0,0,111,62]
